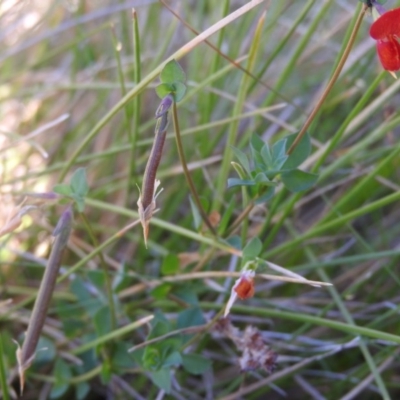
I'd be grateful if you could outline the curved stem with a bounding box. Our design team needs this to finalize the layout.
[171,102,217,236]
[287,3,369,155]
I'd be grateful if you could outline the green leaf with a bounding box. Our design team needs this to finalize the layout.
[50,382,69,399]
[281,169,318,192]
[271,138,288,170]
[87,270,106,289]
[243,237,262,258]
[260,143,273,169]
[255,186,275,204]
[151,283,172,300]
[161,253,179,275]
[189,195,202,230]
[100,361,112,384]
[254,173,278,187]
[70,277,102,317]
[162,350,182,368]
[143,347,162,371]
[254,172,271,185]
[71,195,85,213]
[148,313,171,339]
[272,138,287,160]
[51,358,72,399]
[75,382,90,400]
[156,82,186,102]
[155,82,175,99]
[32,336,56,364]
[227,178,255,188]
[112,262,132,292]
[70,167,89,198]
[53,183,73,197]
[218,198,236,235]
[151,368,171,393]
[160,59,186,84]
[93,305,112,337]
[174,287,199,306]
[182,354,212,375]
[231,146,250,175]
[172,81,186,102]
[250,133,265,153]
[226,235,242,250]
[283,132,311,170]
[177,307,205,329]
[111,342,136,369]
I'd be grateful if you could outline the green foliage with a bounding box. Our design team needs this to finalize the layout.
[155,59,187,102]
[229,132,318,198]
[138,308,209,393]
[161,253,180,275]
[281,169,318,192]
[5,2,400,399]
[93,305,113,337]
[50,359,72,399]
[242,237,262,259]
[177,306,205,329]
[0,334,10,400]
[182,354,212,375]
[53,167,89,212]
[75,382,90,400]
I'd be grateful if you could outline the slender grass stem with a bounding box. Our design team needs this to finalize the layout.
[127,8,142,204]
[58,0,265,183]
[198,302,400,344]
[0,334,10,400]
[287,3,368,155]
[171,102,217,235]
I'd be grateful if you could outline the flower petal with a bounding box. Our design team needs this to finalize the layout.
[370,8,400,40]
[376,38,400,71]
[234,276,255,299]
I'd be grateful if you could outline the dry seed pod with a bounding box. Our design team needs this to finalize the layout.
[138,111,169,247]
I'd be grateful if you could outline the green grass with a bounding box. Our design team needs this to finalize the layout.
[1,1,400,399]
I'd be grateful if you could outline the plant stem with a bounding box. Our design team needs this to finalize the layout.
[127,8,142,204]
[287,3,368,155]
[0,334,10,400]
[171,102,217,235]
[58,0,264,183]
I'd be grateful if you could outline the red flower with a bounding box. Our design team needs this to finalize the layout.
[224,270,255,317]
[234,276,255,299]
[370,8,400,71]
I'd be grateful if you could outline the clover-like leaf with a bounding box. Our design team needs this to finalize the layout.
[281,169,318,192]
[250,133,265,153]
[53,183,73,197]
[260,143,273,169]
[160,59,186,84]
[243,237,262,259]
[173,81,187,102]
[255,186,275,204]
[283,132,311,170]
[182,354,212,375]
[155,83,175,99]
[271,138,288,170]
[70,168,89,198]
[151,369,171,393]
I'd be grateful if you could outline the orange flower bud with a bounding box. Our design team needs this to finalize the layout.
[234,276,255,299]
